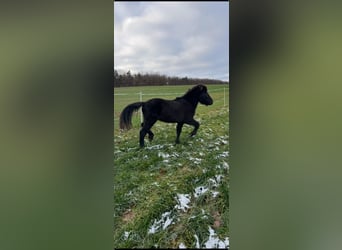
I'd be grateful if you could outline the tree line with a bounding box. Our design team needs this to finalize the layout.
[114,69,228,87]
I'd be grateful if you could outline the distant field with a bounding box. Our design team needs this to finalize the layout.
[114,84,229,248]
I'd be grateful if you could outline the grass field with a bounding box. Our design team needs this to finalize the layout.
[114,84,229,248]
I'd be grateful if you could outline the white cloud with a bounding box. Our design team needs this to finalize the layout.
[114,2,229,81]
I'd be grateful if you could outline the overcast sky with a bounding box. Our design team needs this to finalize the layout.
[114,1,229,81]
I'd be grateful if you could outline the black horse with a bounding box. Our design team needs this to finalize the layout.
[119,84,213,147]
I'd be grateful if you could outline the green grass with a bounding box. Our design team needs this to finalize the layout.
[114,84,229,248]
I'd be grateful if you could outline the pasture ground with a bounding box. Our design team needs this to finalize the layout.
[114,84,229,248]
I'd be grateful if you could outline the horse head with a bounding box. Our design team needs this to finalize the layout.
[197,85,213,106]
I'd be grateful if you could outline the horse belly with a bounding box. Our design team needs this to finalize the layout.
[159,114,182,123]
[157,101,192,122]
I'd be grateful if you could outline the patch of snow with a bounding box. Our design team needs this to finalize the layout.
[209,175,224,188]
[222,161,229,169]
[163,216,173,230]
[221,140,228,145]
[148,211,174,234]
[215,175,224,183]
[123,231,130,240]
[146,144,164,150]
[171,152,180,158]
[152,182,159,186]
[199,152,204,156]
[189,157,202,165]
[203,227,229,249]
[194,234,200,248]
[194,186,209,198]
[208,178,219,188]
[179,242,187,249]
[148,224,158,235]
[175,194,191,212]
[201,209,208,218]
[158,152,170,158]
[202,168,207,173]
[212,191,219,198]
[217,151,229,158]
[224,238,229,248]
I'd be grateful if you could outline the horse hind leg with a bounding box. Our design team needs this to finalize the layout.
[139,119,157,147]
[141,122,154,140]
[139,128,153,147]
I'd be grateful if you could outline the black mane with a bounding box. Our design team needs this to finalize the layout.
[182,85,207,98]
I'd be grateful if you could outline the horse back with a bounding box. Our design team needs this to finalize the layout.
[143,98,194,122]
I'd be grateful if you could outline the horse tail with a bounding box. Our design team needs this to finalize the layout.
[119,102,144,130]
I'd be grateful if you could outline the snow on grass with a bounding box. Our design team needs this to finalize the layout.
[179,242,187,249]
[148,211,174,234]
[221,140,228,145]
[152,182,160,187]
[114,85,229,248]
[158,152,170,159]
[222,161,229,169]
[203,226,229,249]
[189,157,202,165]
[175,194,191,212]
[209,174,224,187]
[146,144,164,150]
[215,175,224,183]
[216,151,229,159]
[194,234,200,248]
[171,152,180,158]
[194,186,209,198]
[123,231,130,240]
[211,191,220,198]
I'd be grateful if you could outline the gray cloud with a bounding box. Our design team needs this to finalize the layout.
[114,2,229,81]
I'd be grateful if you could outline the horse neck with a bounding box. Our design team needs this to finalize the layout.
[183,94,199,109]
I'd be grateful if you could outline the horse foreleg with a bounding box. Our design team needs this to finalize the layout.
[187,119,199,137]
[176,122,184,144]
